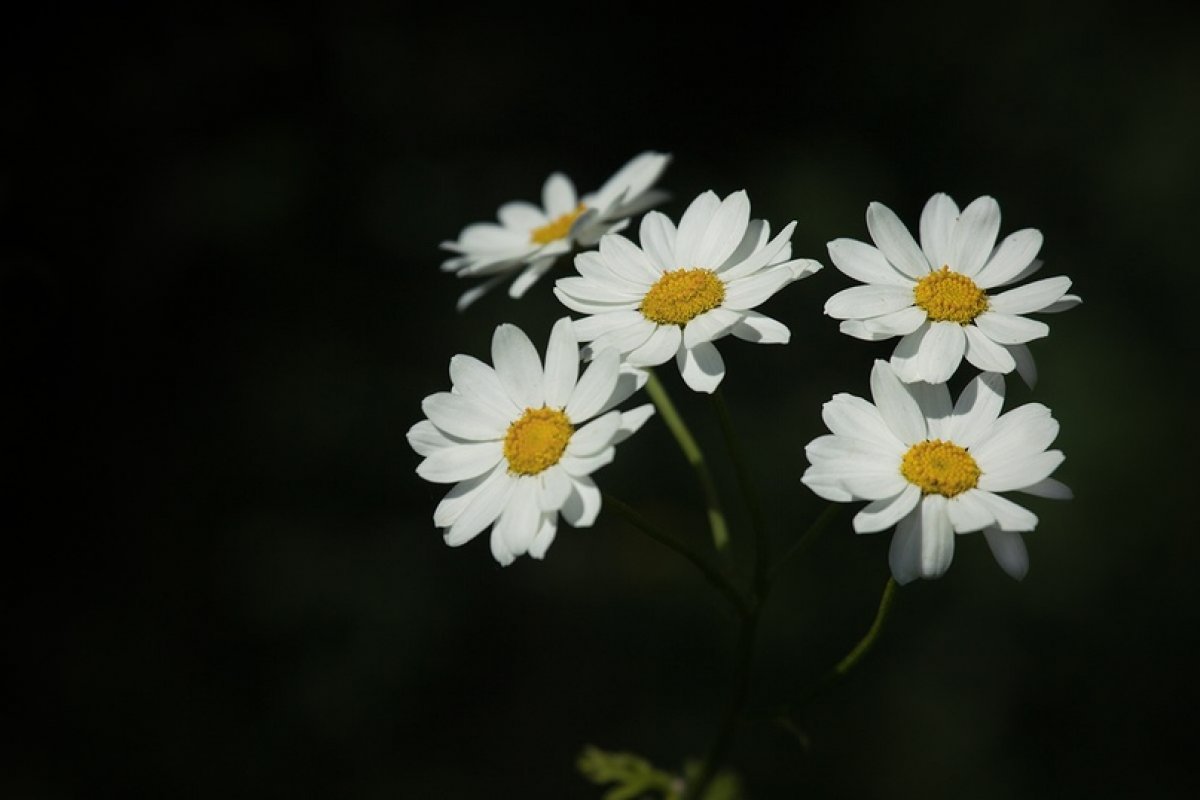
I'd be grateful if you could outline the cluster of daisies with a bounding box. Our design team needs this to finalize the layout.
[411,152,1077,582]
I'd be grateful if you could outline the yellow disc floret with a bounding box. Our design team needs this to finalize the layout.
[503,406,574,476]
[639,268,726,326]
[530,204,587,245]
[900,439,981,497]
[913,267,989,324]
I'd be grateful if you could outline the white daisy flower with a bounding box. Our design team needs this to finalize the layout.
[552,189,822,393]
[824,193,1081,386]
[440,151,671,310]
[407,318,655,565]
[801,360,1071,584]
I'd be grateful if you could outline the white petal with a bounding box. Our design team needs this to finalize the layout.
[555,275,642,304]
[674,191,722,266]
[595,364,651,416]
[422,392,510,441]
[561,448,615,476]
[841,319,895,341]
[573,250,641,292]
[722,267,793,310]
[1018,477,1073,500]
[801,468,855,502]
[508,255,558,299]
[692,190,751,267]
[542,172,577,217]
[542,317,579,408]
[571,310,646,343]
[1010,343,1038,389]
[721,219,769,271]
[916,321,966,384]
[435,463,503,528]
[456,274,509,312]
[983,528,1029,580]
[612,403,655,444]
[417,441,504,484]
[638,211,677,272]
[492,324,543,408]
[945,489,996,533]
[988,277,1072,315]
[821,393,906,452]
[566,348,621,421]
[963,324,1018,374]
[972,491,1038,532]
[806,433,899,465]
[528,513,559,560]
[950,196,1001,277]
[495,477,540,557]
[489,526,515,566]
[869,359,926,445]
[552,287,639,316]
[717,222,797,282]
[589,151,671,211]
[970,404,1059,466]
[730,310,790,344]
[498,201,547,231]
[973,311,1049,345]
[854,484,921,533]
[676,341,726,393]
[888,508,923,585]
[567,410,623,455]
[889,324,930,382]
[561,475,602,527]
[907,380,953,439]
[827,238,913,286]
[917,495,955,578]
[866,202,930,279]
[863,306,927,337]
[539,465,573,511]
[973,229,1043,289]
[407,419,456,457]
[944,371,1005,448]
[683,308,741,349]
[449,355,521,418]
[919,193,959,269]
[627,324,683,367]
[585,319,657,360]
[1041,294,1081,314]
[824,284,916,320]
[599,232,661,285]
[446,468,515,546]
[978,450,1065,493]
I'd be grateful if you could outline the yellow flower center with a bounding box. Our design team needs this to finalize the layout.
[503,406,574,476]
[913,267,989,324]
[900,439,981,497]
[530,204,587,245]
[639,268,726,326]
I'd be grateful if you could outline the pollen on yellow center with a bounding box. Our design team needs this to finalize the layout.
[530,204,587,245]
[913,267,989,324]
[639,268,726,326]
[503,406,574,476]
[900,439,981,497]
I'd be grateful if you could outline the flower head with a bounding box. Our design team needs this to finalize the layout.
[801,361,1071,583]
[408,318,654,565]
[440,152,671,310]
[825,194,1081,386]
[553,190,822,393]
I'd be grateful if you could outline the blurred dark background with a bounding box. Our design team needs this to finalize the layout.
[5,2,1199,797]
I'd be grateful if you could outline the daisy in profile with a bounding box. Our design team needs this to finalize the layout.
[801,361,1071,583]
[408,318,654,565]
[824,193,1080,386]
[440,152,671,310]
[553,190,822,393]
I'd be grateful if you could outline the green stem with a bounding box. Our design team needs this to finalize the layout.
[644,370,730,552]
[603,492,750,619]
[766,503,841,585]
[711,387,769,597]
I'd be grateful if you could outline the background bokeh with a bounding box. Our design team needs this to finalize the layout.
[6,2,1199,797]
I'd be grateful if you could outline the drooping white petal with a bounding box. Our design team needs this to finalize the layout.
[508,255,559,299]
[944,371,1005,448]
[1041,294,1082,314]
[417,441,504,484]
[730,310,790,343]
[446,468,516,546]
[495,477,540,558]
[889,324,930,382]
[1010,343,1039,388]
[422,392,511,441]
[840,319,894,341]
[674,191,722,265]
[492,323,544,408]
[542,317,580,409]
[560,448,615,476]
[612,404,655,444]
[825,284,916,320]
[888,507,924,585]
[489,525,515,566]
[950,196,1001,277]
[567,410,623,456]
[973,491,1038,532]
[983,528,1029,580]
[595,365,651,416]
[978,450,1065,493]
[867,202,930,279]
[683,308,741,349]
[963,324,1018,374]
[988,277,1072,315]
[973,311,1050,345]
[627,324,683,367]
[919,193,960,269]
[676,341,725,393]
[854,484,921,533]
[566,348,621,422]
[561,475,602,527]
[1018,477,1073,500]
[539,465,574,511]
[456,274,510,312]
[945,489,996,533]
[869,359,926,444]
[917,495,955,578]
[527,513,559,560]
[915,321,966,384]
[973,229,1043,289]
[827,238,914,286]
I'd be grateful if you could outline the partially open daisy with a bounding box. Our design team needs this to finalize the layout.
[440,152,671,310]
[824,194,1080,386]
[801,360,1071,583]
[553,190,822,393]
[407,318,654,565]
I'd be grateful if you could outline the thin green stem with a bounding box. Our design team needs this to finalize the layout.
[766,503,841,585]
[711,387,769,596]
[644,370,730,552]
[603,492,750,618]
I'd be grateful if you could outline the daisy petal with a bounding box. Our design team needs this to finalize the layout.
[974,312,1050,345]
[568,410,623,455]
[585,319,657,361]
[722,267,793,310]
[435,463,503,528]
[561,475,602,527]
[945,371,1005,448]
[916,321,966,384]
[973,491,1038,532]
[1018,477,1073,500]
[945,489,995,533]
[498,201,547,231]
[918,495,955,578]
[841,319,895,341]
[971,404,1059,465]
[951,196,1001,277]
[974,229,1043,289]
[542,317,579,408]
[683,308,741,349]
[450,354,521,418]
[867,202,930,279]
[907,380,953,439]
[825,284,916,320]
[408,419,457,457]
[963,324,1018,374]
[854,484,921,533]
[730,310,790,344]
[827,238,913,286]
[1042,294,1082,314]
[864,306,927,337]
[988,277,1072,315]
[599,232,661,284]
[508,255,558,299]
[888,508,923,585]
[495,478,540,557]
[492,324,544,408]
[639,211,677,272]
[1010,343,1038,388]
[919,193,959,269]
[528,514,559,560]
[693,190,751,267]
[628,324,683,367]
[612,404,655,444]
[675,191,721,265]
[978,450,1065,493]
[889,324,930,382]
[422,392,510,441]
[566,348,621,421]
[446,468,515,546]
[543,172,577,217]
[539,465,573,511]
[596,365,651,416]
[676,341,726,393]
[822,393,906,452]
[572,310,646,343]
[417,441,504,484]
[984,528,1029,580]
[870,359,926,444]
[561,448,615,476]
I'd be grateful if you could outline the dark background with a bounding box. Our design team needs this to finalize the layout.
[6,2,1199,798]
